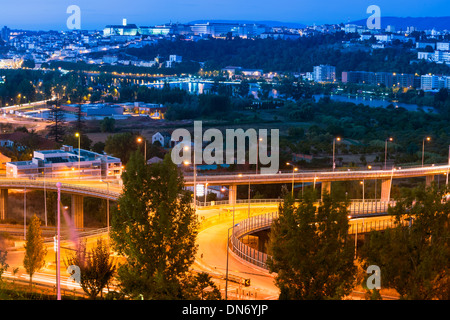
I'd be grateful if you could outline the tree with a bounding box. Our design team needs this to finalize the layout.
[66,238,116,299]
[267,190,355,300]
[0,250,8,282]
[90,91,102,103]
[23,215,47,287]
[47,104,66,142]
[75,104,84,132]
[63,132,92,150]
[110,152,198,299]
[104,132,140,164]
[361,184,450,299]
[92,141,106,154]
[185,272,221,300]
[100,117,116,133]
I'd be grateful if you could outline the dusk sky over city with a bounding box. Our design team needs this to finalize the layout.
[0,0,449,30]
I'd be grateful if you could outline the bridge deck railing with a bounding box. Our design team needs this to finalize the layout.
[230,212,277,270]
[229,209,406,270]
[0,179,120,199]
[196,198,395,216]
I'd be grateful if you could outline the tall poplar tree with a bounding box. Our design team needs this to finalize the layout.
[23,215,47,287]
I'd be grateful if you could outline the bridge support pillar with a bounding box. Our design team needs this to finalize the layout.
[0,189,8,221]
[426,175,435,187]
[380,179,392,202]
[321,181,331,199]
[229,185,237,205]
[71,194,84,229]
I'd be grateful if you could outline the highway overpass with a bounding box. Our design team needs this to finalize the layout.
[0,163,447,229]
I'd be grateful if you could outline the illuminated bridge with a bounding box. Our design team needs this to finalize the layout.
[185,163,450,204]
[0,163,447,229]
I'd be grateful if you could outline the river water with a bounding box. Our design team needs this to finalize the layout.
[313,94,436,113]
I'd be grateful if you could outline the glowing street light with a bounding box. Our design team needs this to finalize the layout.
[385,137,393,170]
[360,180,365,204]
[422,137,431,167]
[75,132,81,179]
[256,137,263,174]
[137,137,147,161]
[56,182,62,300]
[184,145,196,210]
[286,162,298,197]
[333,137,341,171]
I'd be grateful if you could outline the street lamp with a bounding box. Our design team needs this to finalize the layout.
[56,182,62,300]
[239,174,251,218]
[384,137,393,170]
[42,170,47,227]
[360,180,365,204]
[333,137,341,171]
[100,180,110,232]
[184,145,196,210]
[368,165,377,200]
[137,137,147,161]
[24,187,27,240]
[286,162,298,197]
[75,132,81,179]
[226,196,238,300]
[256,137,263,174]
[422,137,431,167]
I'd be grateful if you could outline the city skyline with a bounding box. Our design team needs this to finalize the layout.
[0,0,449,31]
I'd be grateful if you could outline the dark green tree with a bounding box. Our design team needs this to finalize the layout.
[63,132,92,150]
[100,117,116,133]
[110,152,198,299]
[267,190,355,299]
[104,132,140,164]
[47,104,66,142]
[361,184,450,300]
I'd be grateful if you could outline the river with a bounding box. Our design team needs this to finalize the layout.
[313,94,436,113]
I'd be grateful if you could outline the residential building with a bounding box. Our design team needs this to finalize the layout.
[421,75,440,90]
[313,65,336,83]
[436,42,450,51]
[6,145,122,179]
[152,132,172,148]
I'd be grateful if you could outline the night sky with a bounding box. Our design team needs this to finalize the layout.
[0,0,448,30]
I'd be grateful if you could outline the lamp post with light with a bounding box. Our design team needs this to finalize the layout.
[184,145,196,210]
[422,137,431,167]
[100,180,110,232]
[333,137,341,171]
[385,137,393,170]
[286,162,298,197]
[75,132,81,179]
[137,137,147,161]
[56,182,62,300]
[256,137,263,174]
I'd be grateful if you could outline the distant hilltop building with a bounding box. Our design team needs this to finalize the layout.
[103,23,139,37]
[102,21,268,39]
[417,41,450,64]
